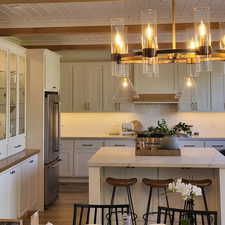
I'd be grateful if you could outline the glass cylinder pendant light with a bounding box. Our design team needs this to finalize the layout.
[193,7,212,72]
[219,22,225,50]
[113,77,139,103]
[111,18,129,77]
[141,9,158,77]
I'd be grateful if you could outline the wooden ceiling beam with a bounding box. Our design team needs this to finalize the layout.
[0,0,117,4]
[0,22,220,36]
[22,41,219,51]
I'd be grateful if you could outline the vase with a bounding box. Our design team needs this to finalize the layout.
[160,136,179,150]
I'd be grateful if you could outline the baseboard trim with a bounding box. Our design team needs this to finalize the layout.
[59,177,88,183]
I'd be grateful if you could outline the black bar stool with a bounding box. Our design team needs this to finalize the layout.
[142,178,174,225]
[182,178,212,210]
[106,177,137,225]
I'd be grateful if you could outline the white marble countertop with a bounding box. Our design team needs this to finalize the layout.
[88,147,225,168]
[61,135,136,139]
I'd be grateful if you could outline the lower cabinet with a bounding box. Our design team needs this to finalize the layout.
[0,154,38,219]
[59,138,136,178]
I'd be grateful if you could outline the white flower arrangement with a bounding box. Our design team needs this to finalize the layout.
[168,178,202,200]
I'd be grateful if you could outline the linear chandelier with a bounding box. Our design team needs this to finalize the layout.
[110,0,225,78]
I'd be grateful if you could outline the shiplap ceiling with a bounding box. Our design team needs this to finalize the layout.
[0,0,225,47]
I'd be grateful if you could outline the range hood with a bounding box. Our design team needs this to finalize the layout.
[132,94,179,104]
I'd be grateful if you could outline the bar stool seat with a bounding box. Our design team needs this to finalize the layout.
[142,178,174,188]
[182,178,212,188]
[142,178,174,225]
[106,177,137,225]
[106,177,137,187]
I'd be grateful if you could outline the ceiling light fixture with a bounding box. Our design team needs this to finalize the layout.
[110,0,225,76]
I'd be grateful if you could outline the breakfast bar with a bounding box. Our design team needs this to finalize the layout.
[88,147,225,225]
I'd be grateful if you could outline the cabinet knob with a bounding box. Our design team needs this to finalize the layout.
[29,160,34,163]
[52,86,56,89]
[14,144,22,148]
[10,170,15,174]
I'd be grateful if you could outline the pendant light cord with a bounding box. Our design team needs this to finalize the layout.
[172,0,176,49]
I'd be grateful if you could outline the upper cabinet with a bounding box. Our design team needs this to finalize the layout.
[134,63,176,94]
[0,38,27,159]
[60,61,132,113]
[44,50,60,92]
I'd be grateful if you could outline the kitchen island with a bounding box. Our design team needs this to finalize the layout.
[88,147,225,225]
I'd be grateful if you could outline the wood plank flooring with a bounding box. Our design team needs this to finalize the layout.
[40,183,89,225]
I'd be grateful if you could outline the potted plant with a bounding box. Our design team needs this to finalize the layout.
[137,119,192,150]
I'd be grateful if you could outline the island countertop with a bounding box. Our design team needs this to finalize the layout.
[88,147,225,168]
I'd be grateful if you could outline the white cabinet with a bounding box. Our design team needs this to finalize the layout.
[134,63,175,94]
[60,63,73,112]
[59,140,74,177]
[0,170,9,218]
[44,50,60,92]
[73,62,102,112]
[0,139,7,160]
[211,61,225,112]
[104,139,135,147]
[7,165,21,219]
[178,140,204,148]
[0,154,38,219]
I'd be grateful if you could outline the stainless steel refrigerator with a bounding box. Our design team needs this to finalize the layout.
[44,92,61,207]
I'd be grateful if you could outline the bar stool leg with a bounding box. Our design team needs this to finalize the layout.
[126,186,136,225]
[144,187,152,225]
[110,186,117,205]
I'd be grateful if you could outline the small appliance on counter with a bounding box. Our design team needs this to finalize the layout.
[121,120,143,136]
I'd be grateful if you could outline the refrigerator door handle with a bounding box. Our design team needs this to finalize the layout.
[53,102,60,152]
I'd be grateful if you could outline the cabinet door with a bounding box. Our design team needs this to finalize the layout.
[20,160,29,215]
[73,62,102,112]
[134,63,175,94]
[195,71,211,112]
[9,53,17,138]
[18,56,26,134]
[74,149,98,177]
[102,62,133,112]
[45,51,60,91]
[0,170,9,218]
[28,155,38,210]
[7,165,21,218]
[0,50,7,141]
[59,150,74,177]
[211,61,225,112]
[60,63,73,112]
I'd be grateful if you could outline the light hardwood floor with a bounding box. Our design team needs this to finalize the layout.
[40,183,89,225]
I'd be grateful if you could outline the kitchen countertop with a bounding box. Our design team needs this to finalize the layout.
[0,149,40,173]
[61,135,136,139]
[88,147,225,168]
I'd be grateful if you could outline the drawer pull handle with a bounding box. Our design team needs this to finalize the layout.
[14,144,22,148]
[184,145,195,147]
[114,144,126,146]
[82,144,93,147]
[212,145,224,148]
[52,86,56,89]
[10,170,15,174]
[29,160,34,163]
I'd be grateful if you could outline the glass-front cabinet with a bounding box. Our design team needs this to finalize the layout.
[0,38,26,159]
[9,53,17,138]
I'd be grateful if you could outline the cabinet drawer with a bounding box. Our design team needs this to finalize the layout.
[205,141,225,150]
[179,140,204,148]
[8,135,25,156]
[0,139,7,160]
[60,139,74,151]
[104,139,135,147]
[75,140,103,150]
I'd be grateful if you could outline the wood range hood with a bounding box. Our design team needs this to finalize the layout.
[132,94,179,104]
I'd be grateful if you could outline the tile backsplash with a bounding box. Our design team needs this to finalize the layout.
[61,104,225,137]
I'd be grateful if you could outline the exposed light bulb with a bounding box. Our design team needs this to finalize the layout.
[186,77,193,87]
[115,32,124,52]
[199,21,207,37]
[188,38,197,50]
[121,77,129,88]
[145,25,153,39]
